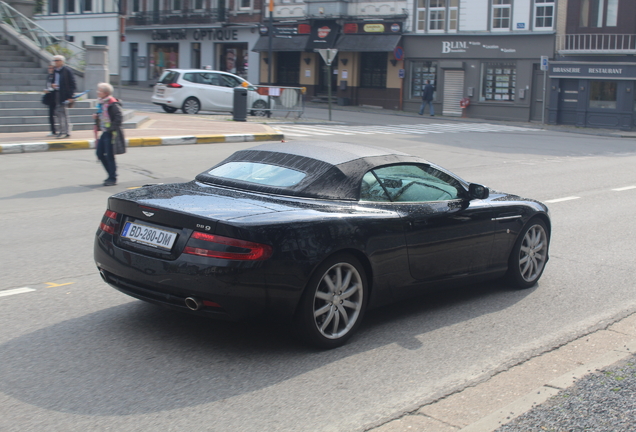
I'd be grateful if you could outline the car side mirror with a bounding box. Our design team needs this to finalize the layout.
[468,183,489,200]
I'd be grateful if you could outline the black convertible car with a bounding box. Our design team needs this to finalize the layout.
[95,141,550,348]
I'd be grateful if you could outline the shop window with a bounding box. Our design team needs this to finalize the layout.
[589,81,617,109]
[492,0,511,30]
[410,62,437,99]
[360,53,387,89]
[481,62,516,102]
[534,0,554,29]
[580,0,619,28]
[417,0,458,33]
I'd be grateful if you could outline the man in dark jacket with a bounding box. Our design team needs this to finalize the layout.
[419,80,435,116]
[51,55,76,138]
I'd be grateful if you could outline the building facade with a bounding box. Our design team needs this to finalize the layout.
[402,0,557,120]
[252,0,408,109]
[548,0,636,130]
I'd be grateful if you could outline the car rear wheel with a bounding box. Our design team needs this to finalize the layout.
[507,219,549,289]
[251,100,268,117]
[295,254,368,349]
[162,105,177,113]
[182,97,200,114]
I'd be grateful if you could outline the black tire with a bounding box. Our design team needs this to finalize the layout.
[250,100,268,117]
[182,97,200,114]
[162,105,177,113]
[295,253,368,349]
[506,218,550,289]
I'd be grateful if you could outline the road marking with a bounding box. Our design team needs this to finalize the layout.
[45,282,74,288]
[545,196,581,203]
[0,287,36,297]
[612,186,636,191]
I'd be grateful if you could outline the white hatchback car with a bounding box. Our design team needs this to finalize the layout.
[151,69,270,116]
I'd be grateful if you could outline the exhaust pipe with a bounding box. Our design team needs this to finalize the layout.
[184,297,203,311]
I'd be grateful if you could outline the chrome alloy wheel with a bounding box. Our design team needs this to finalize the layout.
[518,224,548,283]
[312,262,364,340]
[182,97,200,114]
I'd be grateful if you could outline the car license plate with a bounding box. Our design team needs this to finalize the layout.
[121,221,177,250]
[156,88,165,96]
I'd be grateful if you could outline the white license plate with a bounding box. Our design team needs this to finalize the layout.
[121,221,177,250]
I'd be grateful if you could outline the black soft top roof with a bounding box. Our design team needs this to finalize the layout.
[195,141,431,200]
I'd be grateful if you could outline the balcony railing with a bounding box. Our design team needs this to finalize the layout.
[557,34,636,54]
[130,8,225,26]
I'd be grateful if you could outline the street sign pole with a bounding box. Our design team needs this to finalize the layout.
[540,56,549,125]
[317,49,338,121]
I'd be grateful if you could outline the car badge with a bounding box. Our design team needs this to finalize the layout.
[142,211,155,217]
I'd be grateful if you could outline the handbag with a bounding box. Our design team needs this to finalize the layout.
[41,92,53,105]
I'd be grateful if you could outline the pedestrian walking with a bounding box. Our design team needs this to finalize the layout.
[419,80,435,116]
[51,55,76,139]
[94,83,126,186]
[42,63,57,137]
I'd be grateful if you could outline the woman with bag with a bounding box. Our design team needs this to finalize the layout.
[93,83,126,186]
[42,63,57,137]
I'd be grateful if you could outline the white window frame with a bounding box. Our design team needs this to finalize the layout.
[492,0,512,31]
[534,0,555,30]
[239,0,253,11]
[416,0,459,33]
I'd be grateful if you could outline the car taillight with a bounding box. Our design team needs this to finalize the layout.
[184,232,272,261]
[99,210,119,234]
[167,83,183,88]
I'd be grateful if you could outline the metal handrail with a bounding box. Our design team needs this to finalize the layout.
[0,0,85,71]
[557,34,636,53]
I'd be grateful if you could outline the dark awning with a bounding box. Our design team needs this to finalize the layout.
[335,34,401,52]
[252,35,310,52]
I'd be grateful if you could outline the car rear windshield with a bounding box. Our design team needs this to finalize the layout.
[158,71,179,84]
[207,162,306,187]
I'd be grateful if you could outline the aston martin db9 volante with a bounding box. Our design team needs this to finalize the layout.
[95,141,550,348]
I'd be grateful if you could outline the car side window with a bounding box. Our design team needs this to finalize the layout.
[183,73,197,83]
[221,75,241,88]
[360,165,462,203]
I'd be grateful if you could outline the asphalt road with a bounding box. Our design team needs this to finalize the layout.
[1,114,636,431]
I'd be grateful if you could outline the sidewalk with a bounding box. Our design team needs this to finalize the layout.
[369,312,636,431]
[0,110,284,154]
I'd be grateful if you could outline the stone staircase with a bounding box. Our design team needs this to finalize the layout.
[0,33,148,133]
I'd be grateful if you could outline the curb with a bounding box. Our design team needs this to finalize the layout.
[0,132,285,154]
[459,339,636,431]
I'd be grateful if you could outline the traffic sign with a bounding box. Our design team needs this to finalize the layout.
[540,56,549,71]
[317,49,338,66]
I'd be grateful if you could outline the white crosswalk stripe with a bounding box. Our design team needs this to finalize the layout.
[274,123,540,137]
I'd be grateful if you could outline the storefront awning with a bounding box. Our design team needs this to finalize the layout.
[252,35,310,52]
[335,34,401,52]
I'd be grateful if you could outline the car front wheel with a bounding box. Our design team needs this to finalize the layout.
[162,105,177,113]
[182,97,200,114]
[295,254,368,349]
[507,219,549,289]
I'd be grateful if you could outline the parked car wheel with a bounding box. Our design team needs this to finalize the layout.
[507,219,550,289]
[162,105,177,113]
[251,100,268,117]
[182,97,200,114]
[295,253,368,349]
